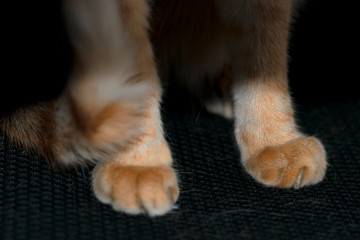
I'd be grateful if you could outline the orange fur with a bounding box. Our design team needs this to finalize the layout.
[92,96,178,215]
[246,137,326,187]
[224,1,327,188]
[0,102,57,165]
[0,0,327,216]
[93,164,178,216]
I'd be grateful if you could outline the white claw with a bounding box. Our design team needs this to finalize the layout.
[294,168,305,189]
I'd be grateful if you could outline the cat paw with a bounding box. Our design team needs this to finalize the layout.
[245,137,327,188]
[92,164,179,216]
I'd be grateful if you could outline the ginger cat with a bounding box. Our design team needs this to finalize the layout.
[0,0,326,216]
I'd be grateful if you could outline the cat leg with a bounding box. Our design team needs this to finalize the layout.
[61,0,180,215]
[92,100,179,216]
[219,1,327,188]
[1,0,150,167]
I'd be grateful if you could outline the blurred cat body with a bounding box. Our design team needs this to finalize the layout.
[0,0,326,216]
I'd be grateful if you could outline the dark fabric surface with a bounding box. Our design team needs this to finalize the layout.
[1,99,359,240]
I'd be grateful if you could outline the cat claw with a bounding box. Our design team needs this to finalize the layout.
[137,197,148,215]
[167,188,176,206]
[293,168,305,189]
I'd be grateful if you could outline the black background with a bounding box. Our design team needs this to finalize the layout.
[288,0,359,104]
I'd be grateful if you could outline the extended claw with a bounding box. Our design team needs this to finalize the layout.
[293,168,305,189]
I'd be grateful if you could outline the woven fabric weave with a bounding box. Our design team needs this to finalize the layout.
[1,100,359,240]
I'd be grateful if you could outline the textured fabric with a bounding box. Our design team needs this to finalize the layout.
[1,100,359,240]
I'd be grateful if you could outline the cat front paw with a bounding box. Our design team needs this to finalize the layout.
[92,164,179,216]
[245,137,327,188]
